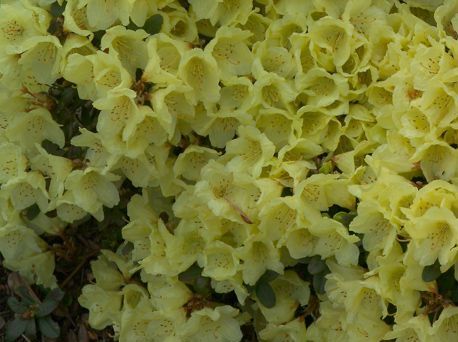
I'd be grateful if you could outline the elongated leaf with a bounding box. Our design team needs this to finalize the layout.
[16,286,36,306]
[38,316,60,339]
[422,261,442,282]
[36,288,65,317]
[7,297,28,314]
[259,270,279,283]
[50,1,66,17]
[255,281,276,308]
[5,318,28,342]
[24,319,36,339]
[313,274,326,295]
[143,14,163,35]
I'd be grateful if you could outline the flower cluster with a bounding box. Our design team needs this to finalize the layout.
[1,0,458,340]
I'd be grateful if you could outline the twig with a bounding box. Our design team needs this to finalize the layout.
[22,334,32,342]
[61,249,99,288]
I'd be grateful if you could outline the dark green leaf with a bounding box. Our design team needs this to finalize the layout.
[24,319,36,338]
[91,30,105,48]
[333,211,357,227]
[297,257,312,264]
[194,276,211,296]
[7,297,28,314]
[307,256,327,275]
[281,187,293,197]
[437,265,456,295]
[5,318,28,342]
[135,68,143,81]
[42,139,64,157]
[313,274,326,294]
[127,21,139,31]
[50,1,65,17]
[16,286,36,306]
[422,260,442,282]
[143,14,163,35]
[36,288,64,317]
[255,281,276,308]
[178,263,202,284]
[23,203,41,221]
[258,270,279,283]
[38,316,60,339]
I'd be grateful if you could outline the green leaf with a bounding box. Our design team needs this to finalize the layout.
[36,288,64,317]
[38,316,60,339]
[178,263,202,284]
[258,270,279,283]
[313,273,327,294]
[24,319,36,339]
[7,297,28,314]
[297,257,312,264]
[5,318,28,342]
[422,260,442,282]
[255,281,276,308]
[318,160,334,174]
[127,20,139,31]
[23,203,41,221]
[16,286,36,306]
[50,1,65,17]
[42,139,64,157]
[194,276,211,296]
[333,211,357,227]
[143,14,163,35]
[307,256,327,275]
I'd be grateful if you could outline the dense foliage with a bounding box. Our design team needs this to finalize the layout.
[1,0,458,341]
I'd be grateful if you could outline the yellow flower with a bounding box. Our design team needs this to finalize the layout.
[258,271,310,325]
[296,68,348,107]
[18,35,62,85]
[0,142,27,184]
[383,311,432,341]
[180,305,243,342]
[143,33,189,85]
[431,306,458,340]
[309,16,353,69]
[6,108,65,152]
[219,77,254,113]
[259,317,307,342]
[296,173,355,212]
[405,206,458,267]
[189,0,252,26]
[236,235,283,285]
[151,83,196,137]
[411,142,457,182]
[0,224,56,288]
[64,168,120,220]
[78,285,122,330]
[145,274,191,311]
[206,26,253,80]
[179,48,221,103]
[309,217,360,266]
[2,171,49,212]
[86,0,130,30]
[0,2,46,54]
[101,25,149,76]
[201,241,239,281]
[224,125,275,178]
